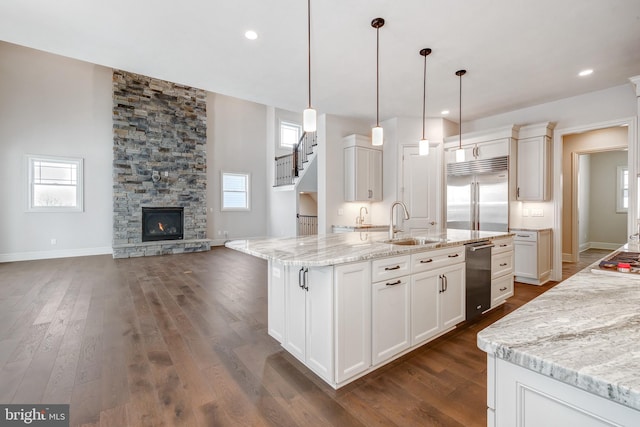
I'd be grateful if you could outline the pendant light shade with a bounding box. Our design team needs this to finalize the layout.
[419,48,432,156]
[455,69,467,162]
[303,0,316,132]
[371,17,385,146]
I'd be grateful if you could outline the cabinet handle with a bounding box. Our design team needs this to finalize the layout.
[516,234,530,238]
[438,275,444,293]
[517,187,520,198]
[298,267,305,289]
[500,244,508,247]
[443,274,448,292]
[420,258,433,264]
[447,254,459,258]
[368,189,373,198]
[385,280,402,286]
[500,263,508,267]
[384,265,401,271]
[303,268,309,291]
[499,286,508,292]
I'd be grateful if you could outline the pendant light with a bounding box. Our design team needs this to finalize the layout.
[455,69,467,162]
[371,17,385,146]
[419,48,432,156]
[303,0,316,132]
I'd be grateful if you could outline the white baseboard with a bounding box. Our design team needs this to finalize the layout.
[580,241,623,252]
[0,246,113,263]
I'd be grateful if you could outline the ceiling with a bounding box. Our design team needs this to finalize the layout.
[1,0,640,123]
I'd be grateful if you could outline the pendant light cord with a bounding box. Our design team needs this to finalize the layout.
[456,69,466,149]
[307,0,311,109]
[376,25,380,127]
[422,53,427,140]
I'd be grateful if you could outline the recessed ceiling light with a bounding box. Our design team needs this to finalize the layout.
[441,110,450,115]
[245,30,258,40]
[578,69,593,77]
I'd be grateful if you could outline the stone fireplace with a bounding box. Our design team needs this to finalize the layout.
[111,70,211,258]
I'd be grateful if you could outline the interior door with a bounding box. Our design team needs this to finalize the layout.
[475,172,508,231]
[446,174,472,230]
[401,146,439,233]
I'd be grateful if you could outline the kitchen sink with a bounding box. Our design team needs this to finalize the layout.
[381,237,441,246]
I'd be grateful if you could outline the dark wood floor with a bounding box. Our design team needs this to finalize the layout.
[0,248,606,426]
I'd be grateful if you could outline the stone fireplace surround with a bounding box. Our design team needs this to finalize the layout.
[112,70,211,258]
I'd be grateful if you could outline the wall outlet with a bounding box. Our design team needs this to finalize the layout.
[522,208,530,217]
[338,208,344,216]
[531,208,544,217]
[50,238,57,245]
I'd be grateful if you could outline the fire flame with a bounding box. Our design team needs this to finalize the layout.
[158,222,165,232]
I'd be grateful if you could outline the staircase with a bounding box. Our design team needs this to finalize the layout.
[274,131,317,187]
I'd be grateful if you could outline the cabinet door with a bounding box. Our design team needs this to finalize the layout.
[439,264,466,330]
[514,241,537,279]
[410,271,440,346]
[372,276,411,365]
[517,136,550,201]
[368,148,383,201]
[306,267,334,383]
[335,262,371,383]
[344,146,382,202]
[268,261,285,343]
[491,273,514,307]
[284,266,307,363]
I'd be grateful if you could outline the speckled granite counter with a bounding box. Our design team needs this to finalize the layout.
[478,247,640,411]
[225,229,511,266]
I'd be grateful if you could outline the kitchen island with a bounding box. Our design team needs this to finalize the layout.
[226,229,513,388]
[477,246,640,426]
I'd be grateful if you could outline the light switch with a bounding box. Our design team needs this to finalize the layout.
[531,208,544,217]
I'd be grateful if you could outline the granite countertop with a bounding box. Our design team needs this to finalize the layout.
[477,246,640,411]
[225,229,512,266]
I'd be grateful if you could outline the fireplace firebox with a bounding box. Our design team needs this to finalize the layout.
[142,207,184,242]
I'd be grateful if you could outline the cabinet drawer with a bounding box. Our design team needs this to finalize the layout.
[491,274,514,306]
[411,246,465,274]
[491,251,513,279]
[512,230,537,242]
[492,237,513,254]
[372,255,411,282]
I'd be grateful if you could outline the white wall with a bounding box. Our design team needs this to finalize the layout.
[578,154,591,250]
[0,42,113,261]
[207,92,268,244]
[588,150,628,247]
[318,114,371,234]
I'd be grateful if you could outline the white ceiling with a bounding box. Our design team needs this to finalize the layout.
[1,0,640,123]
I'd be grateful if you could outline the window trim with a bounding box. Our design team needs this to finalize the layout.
[616,165,628,214]
[221,171,251,212]
[279,119,302,150]
[26,154,84,213]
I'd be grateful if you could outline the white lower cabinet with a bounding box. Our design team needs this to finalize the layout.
[488,355,640,426]
[490,237,514,307]
[334,262,371,383]
[267,261,285,343]
[411,262,465,346]
[372,275,411,365]
[283,265,334,383]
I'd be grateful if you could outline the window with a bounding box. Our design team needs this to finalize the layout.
[617,165,628,213]
[280,120,301,149]
[27,155,83,212]
[222,172,250,211]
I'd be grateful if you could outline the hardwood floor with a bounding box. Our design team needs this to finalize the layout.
[0,247,603,426]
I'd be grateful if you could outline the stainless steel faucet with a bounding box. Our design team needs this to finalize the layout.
[356,206,368,225]
[389,201,410,240]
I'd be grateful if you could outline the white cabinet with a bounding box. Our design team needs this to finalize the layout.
[283,265,334,382]
[334,262,371,383]
[267,261,285,343]
[344,134,382,201]
[372,275,411,365]
[490,237,514,307]
[513,229,552,285]
[488,355,640,427]
[411,246,465,346]
[516,123,554,201]
[445,138,510,163]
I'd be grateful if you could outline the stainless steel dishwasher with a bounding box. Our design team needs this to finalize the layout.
[465,240,494,321]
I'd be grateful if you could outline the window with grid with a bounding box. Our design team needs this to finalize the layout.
[222,172,250,211]
[27,155,83,212]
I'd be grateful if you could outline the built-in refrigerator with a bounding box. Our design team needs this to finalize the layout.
[446,156,509,232]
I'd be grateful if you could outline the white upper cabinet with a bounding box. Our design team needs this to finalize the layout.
[516,123,554,201]
[344,134,382,202]
[443,125,518,164]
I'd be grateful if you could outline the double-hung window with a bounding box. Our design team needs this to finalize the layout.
[27,155,84,212]
[222,172,250,211]
[617,165,629,213]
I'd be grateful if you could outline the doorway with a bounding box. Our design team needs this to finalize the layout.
[561,125,630,264]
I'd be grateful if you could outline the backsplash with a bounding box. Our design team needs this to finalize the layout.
[112,70,210,258]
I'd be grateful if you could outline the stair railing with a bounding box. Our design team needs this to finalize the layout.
[274,131,317,187]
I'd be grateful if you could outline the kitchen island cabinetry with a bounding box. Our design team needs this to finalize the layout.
[490,236,514,307]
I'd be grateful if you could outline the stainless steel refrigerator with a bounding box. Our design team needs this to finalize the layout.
[446,156,509,231]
